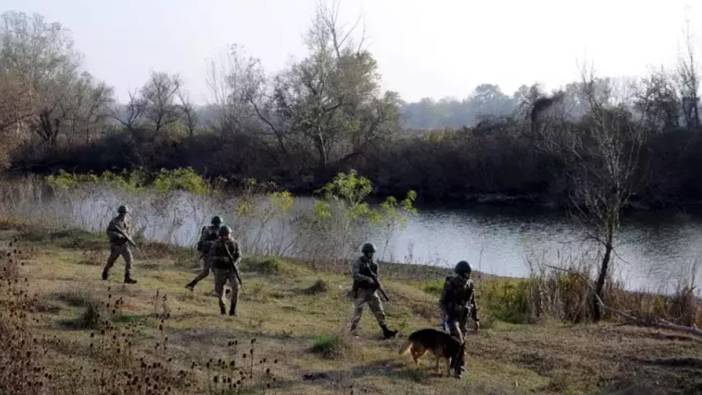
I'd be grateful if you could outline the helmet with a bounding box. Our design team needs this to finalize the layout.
[117,205,129,214]
[218,226,232,237]
[361,243,376,254]
[211,216,223,225]
[454,261,472,277]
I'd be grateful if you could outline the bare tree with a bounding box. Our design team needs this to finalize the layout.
[206,45,290,156]
[271,2,398,172]
[533,70,647,322]
[0,74,34,168]
[634,68,679,132]
[177,90,198,137]
[113,90,146,132]
[677,20,700,129]
[141,72,183,133]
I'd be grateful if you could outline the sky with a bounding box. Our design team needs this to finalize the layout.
[3,0,700,104]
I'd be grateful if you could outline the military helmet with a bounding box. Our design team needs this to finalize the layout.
[211,216,223,225]
[361,243,376,254]
[218,225,232,237]
[455,260,472,276]
[117,205,129,214]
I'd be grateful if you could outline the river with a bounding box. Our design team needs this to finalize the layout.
[2,180,700,293]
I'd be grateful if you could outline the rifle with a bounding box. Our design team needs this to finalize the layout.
[223,244,243,286]
[369,273,390,302]
[114,227,137,248]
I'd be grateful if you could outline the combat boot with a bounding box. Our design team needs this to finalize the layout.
[184,282,195,291]
[381,324,397,339]
[101,269,109,281]
[124,277,137,284]
[219,302,226,315]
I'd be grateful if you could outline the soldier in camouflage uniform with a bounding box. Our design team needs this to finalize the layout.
[102,205,137,284]
[349,243,398,339]
[440,260,480,378]
[185,216,224,291]
[207,226,242,316]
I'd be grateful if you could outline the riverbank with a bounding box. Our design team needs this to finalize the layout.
[1,221,701,394]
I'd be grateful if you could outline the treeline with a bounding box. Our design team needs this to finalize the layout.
[2,9,702,205]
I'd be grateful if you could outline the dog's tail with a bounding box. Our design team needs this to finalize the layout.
[398,340,413,355]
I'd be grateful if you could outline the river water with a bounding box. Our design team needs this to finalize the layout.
[2,180,700,293]
[382,205,702,292]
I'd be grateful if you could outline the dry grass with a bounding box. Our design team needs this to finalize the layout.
[1,223,701,394]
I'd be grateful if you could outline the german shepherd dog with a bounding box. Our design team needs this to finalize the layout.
[398,329,465,376]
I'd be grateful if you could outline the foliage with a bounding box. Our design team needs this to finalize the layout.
[46,168,208,195]
[479,279,531,324]
[310,334,350,359]
[300,169,416,263]
[46,168,148,193]
[240,257,282,275]
[315,169,416,225]
[153,167,209,195]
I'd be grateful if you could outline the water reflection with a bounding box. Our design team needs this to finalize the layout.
[379,205,702,292]
[2,179,700,293]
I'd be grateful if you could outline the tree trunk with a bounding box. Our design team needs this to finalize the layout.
[593,226,614,322]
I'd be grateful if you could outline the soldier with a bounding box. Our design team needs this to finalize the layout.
[207,226,242,316]
[349,242,398,339]
[102,205,137,284]
[439,260,480,378]
[185,216,224,291]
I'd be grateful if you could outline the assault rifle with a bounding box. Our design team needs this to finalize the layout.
[223,244,243,286]
[369,273,390,302]
[114,227,137,248]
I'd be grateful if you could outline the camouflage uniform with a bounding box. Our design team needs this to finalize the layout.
[439,262,479,378]
[439,275,478,344]
[207,235,241,316]
[103,213,135,282]
[185,224,221,289]
[349,255,388,331]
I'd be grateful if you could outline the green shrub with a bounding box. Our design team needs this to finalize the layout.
[480,279,531,324]
[240,257,282,275]
[421,279,444,295]
[310,334,349,359]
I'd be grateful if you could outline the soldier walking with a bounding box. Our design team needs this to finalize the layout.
[185,216,224,291]
[439,260,480,378]
[102,205,137,284]
[207,226,242,316]
[349,243,398,339]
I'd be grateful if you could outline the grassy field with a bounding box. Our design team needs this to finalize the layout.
[1,222,701,394]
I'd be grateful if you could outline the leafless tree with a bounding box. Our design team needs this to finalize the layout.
[634,68,679,132]
[141,72,183,133]
[533,70,647,321]
[177,90,198,137]
[0,74,34,168]
[677,20,700,129]
[114,90,146,132]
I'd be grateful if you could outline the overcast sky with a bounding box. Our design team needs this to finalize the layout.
[3,0,700,104]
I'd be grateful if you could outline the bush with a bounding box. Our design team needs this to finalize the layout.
[60,302,103,330]
[310,334,350,359]
[421,279,444,295]
[240,257,282,275]
[303,279,328,295]
[480,279,531,324]
[54,290,98,308]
